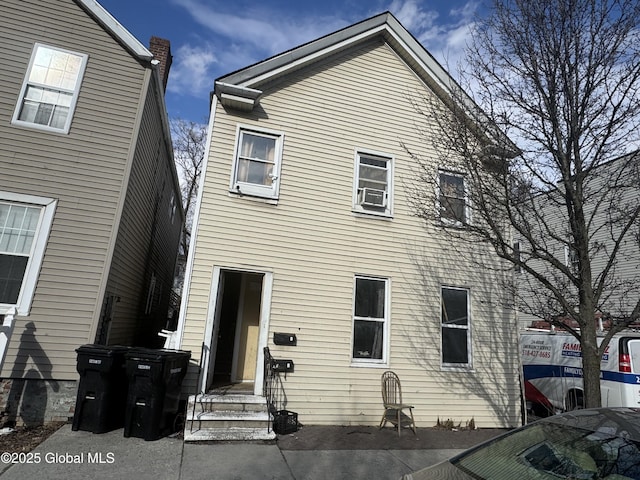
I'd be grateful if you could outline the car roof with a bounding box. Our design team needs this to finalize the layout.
[541,407,640,442]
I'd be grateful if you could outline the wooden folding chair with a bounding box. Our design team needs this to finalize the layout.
[379,371,416,437]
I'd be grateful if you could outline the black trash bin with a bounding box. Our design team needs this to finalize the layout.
[123,348,190,441]
[72,344,131,433]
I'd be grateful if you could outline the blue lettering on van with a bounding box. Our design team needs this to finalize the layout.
[522,365,639,385]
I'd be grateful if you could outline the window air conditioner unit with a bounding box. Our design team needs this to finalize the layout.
[358,188,386,208]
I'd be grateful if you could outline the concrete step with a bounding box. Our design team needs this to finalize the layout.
[184,393,274,442]
[186,410,271,429]
[184,427,276,442]
[192,394,267,413]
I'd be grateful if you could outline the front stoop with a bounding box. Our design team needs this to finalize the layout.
[184,393,276,442]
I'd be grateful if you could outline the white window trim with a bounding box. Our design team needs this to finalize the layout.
[513,240,523,274]
[12,43,88,135]
[352,149,394,218]
[564,245,579,273]
[229,124,284,200]
[351,275,390,367]
[440,286,473,370]
[0,192,57,316]
[437,170,469,227]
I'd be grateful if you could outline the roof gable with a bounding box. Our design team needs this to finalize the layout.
[214,12,460,112]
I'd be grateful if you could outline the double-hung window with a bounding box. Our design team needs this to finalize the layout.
[353,151,393,216]
[441,286,471,368]
[352,276,389,364]
[13,43,88,134]
[438,171,467,225]
[231,126,284,199]
[0,192,57,315]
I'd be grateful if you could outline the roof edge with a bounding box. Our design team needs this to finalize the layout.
[75,0,153,62]
[216,12,393,87]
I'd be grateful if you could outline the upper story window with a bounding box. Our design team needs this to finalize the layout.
[564,245,579,273]
[12,43,88,134]
[0,192,57,315]
[438,171,468,225]
[441,286,472,369]
[353,151,393,217]
[231,126,284,200]
[513,241,522,273]
[352,275,389,365]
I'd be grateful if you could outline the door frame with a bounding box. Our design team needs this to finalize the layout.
[200,265,273,396]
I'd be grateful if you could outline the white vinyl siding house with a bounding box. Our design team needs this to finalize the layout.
[177,13,520,429]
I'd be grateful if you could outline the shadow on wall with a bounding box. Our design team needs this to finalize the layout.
[403,241,522,428]
[3,322,59,427]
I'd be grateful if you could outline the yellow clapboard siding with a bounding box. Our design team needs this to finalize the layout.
[181,38,520,427]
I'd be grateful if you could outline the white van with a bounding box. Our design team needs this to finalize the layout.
[520,329,640,414]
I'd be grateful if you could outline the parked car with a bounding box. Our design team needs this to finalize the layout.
[403,408,640,479]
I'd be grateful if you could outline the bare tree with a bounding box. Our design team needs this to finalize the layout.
[171,118,207,257]
[407,0,640,409]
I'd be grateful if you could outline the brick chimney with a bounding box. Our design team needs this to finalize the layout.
[149,36,172,92]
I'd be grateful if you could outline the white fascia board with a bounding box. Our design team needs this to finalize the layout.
[384,27,453,94]
[76,0,153,62]
[215,82,263,100]
[238,25,387,88]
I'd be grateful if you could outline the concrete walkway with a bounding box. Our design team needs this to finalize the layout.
[0,425,465,479]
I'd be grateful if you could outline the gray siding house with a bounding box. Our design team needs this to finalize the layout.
[517,152,640,331]
[0,0,183,425]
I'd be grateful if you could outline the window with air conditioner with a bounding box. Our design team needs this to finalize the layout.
[353,151,393,217]
[12,43,88,134]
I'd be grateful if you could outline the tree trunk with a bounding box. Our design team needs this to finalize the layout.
[580,321,602,408]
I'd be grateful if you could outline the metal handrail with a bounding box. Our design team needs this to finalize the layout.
[190,341,206,433]
[263,347,276,432]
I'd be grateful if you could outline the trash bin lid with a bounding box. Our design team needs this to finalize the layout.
[125,348,191,362]
[76,344,132,356]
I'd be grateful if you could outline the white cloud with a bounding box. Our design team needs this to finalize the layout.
[386,0,478,73]
[172,0,346,58]
[167,43,217,96]
[388,0,440,41]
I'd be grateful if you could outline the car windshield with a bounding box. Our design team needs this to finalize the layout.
[452,412,640,479]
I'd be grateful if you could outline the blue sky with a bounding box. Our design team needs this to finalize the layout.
[98,0,481,124]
